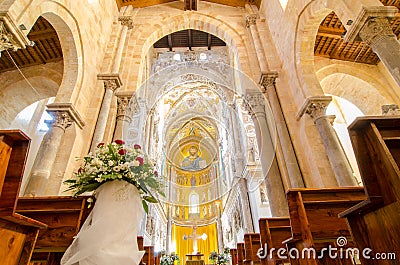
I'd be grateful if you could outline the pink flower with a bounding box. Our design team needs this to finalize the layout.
[134,144,141,150]
[118,149,127,155]
[97,142,105,147]
[114,139,125,145]
[136,157,144,166]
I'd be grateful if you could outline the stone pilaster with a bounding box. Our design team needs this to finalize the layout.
[245,14,269,77]
[260,73,304,189]
[344,6,400,86]
[25,103,84,196]
[243,92,288,217]
[90,74,122,151]
[298,96,357,186]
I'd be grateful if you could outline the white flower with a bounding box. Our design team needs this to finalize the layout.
[132,160,140,167]
[113,166,121,172]
[108,160,114,166]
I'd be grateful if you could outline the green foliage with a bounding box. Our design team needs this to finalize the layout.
[64,141,164,214]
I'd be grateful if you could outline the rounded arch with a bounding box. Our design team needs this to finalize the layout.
[320,72,389,115]
[134,12,253,86]
[293,0,366,98]
[0,75,59,128]
[316,63,396,114]
[16,0,84,103]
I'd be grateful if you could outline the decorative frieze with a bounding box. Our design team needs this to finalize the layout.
[46,103,85,130]
[297,96,332,122]
[259,72,278,92]
[359,17,395,46]
[382,104,400,116]
[118,16,134,30]
[245,14,257,28]
[97,73,122,91]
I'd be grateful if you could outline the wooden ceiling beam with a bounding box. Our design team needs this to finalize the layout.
[207,33,212,50]
[168,35,173,51]
[188,29,192,50]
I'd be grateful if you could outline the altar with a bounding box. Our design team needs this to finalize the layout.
[186,253,205,265]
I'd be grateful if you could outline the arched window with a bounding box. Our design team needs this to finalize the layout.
[189,192,199,214]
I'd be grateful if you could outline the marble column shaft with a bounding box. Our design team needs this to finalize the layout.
[245,92,288,217]
[90,78,120,151]
[261,75,305,188]
[25,111,72,196]
[301,97,357,186]
[237,178,254,232]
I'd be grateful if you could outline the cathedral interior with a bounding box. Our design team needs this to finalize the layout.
[0,0,399,264]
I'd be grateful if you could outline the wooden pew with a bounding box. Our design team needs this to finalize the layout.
[339,116,400,265]
[0,130,47,265]
[237,242,245,265]
[16,195,92,264]
[230,248,238,265]
[259,218,291,265]
[283,188,366,265]
[243,233,261,265]
[143,245,155,265]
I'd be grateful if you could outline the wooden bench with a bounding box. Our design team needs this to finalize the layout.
[230,248,238,265]
[339,116,400,264]
[0,130,47,265]
[258,218,291,265]
[243,233,261,265]
[16,196,92,263]
[237,242,245,265]
[283,188,366,265]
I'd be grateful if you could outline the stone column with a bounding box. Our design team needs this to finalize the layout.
[345,6,400,86]
[260,73,305,188]
[228,101,245,174]
[113,92,139,140]
[216,208,224,252]
[90,74,122,151]
[298,96,357,186]
[244,92,288,217]
[245,14,269,76]
[237,178,254,232]
[25,103,84,196]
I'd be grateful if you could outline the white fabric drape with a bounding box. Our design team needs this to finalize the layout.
[61,180,145,265]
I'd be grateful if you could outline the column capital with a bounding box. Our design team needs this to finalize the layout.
[382,104,400,115]
[344,6,397,43]
[243,91,265,117]
[0,12,32,53]
[296,96,332,122]
[118,16,134,30]
[115,92,134,121]
[97,73,122,91]
[46,103,85,130]
[259,71,278,92]
[245,14,257,28]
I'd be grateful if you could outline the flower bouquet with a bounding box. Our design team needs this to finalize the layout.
[160,252,180,265]
[209,248,231,265]
[64,140,164,213]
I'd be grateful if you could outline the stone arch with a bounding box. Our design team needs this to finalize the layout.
[293,0,380,98]
[316,63,394,114]
[0,73,60,128]
[133,12,252,88]
[16,0,84,103]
